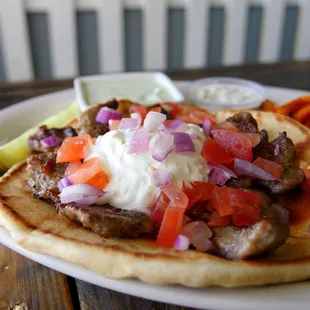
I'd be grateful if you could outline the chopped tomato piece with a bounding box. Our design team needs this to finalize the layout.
[253,157,283,178]
[189,110,216,126]
[151,192,170,224]
[201,137,233,164]
[214,121,238,131]
[86,171,109,190]
[240,132,260,147]
[129,104,148,121]
[156,204,184,248]
[160,102,182,117]
[232,205,260,227]
[68,157,103,184]
[211,129,253,162]
[150,106,162,113]
[208,211,231,227]
[206,201,214,212]
[228,188,260,209]
[161,184,189,208]
[56,134,92,163]
[211,186,233,217]
[183,182,215,209]
[65,161,82,177]
[108,119,121,130]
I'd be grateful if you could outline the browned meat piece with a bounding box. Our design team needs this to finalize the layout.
[27,125,77,153]
[27,152,67,201]
[257,167,305,195]
[226,175,252,188]
[227,112,259,133]
[27,152,155,238]
[211,190,289,260]
[59,204,155,238]
[253,130,274,161]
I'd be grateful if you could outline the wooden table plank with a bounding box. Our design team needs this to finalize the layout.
[0,244,74,310]
[75,280,195,310]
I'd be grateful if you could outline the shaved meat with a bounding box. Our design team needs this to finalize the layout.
[227,112,259,133]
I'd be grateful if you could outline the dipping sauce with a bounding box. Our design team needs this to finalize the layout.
[197,83,261,105]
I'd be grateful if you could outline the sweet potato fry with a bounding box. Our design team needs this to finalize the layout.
[276,96,310,115]
[260,100,276,112]
[292,105,310,123]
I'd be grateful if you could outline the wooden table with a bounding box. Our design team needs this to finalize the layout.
[1,61,310,310]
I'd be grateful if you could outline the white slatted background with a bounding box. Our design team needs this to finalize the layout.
[0,0,308,82]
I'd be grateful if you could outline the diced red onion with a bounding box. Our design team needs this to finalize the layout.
[202,118,212,137]
[151,170,171,187]
[271,204,290,225]
[150,132,174,162]
[164,120,186,132]
[173,235,190,251]
[143,111,166,132]
[208,169,229,185]
[96,107,122,124]
[58,176,72,192]
[40,136,62,148]
[172,132,195,153]
[207,163,237,178]
[128,128,149,154]
[234,158,279,181]
[59,184,105,205]
[240,132,260,147]
[181,221,213,252]
[119,118,140,130]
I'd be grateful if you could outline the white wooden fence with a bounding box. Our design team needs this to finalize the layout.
[0,0,310,82]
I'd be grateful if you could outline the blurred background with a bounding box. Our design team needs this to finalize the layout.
[0,0,309,82]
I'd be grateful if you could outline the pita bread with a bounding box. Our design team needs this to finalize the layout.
[0,110,309,288]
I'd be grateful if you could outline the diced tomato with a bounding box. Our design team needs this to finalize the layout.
[211,129,253,162]
[129,104,148,121]
[205,201,214,212]
[108,119,121,130]
[160,102,182,117]
[214,121,238,131]
[68,157,103,184]
[201,137,233,164]
[208,211,231,227]
[188,110,216,126]
[183,182,215,209]
[161,184,189,208]
[65,161,82,177]
[211,186,233,217]
[253,157,283,178]
[86,171,109,190]
[151,192,170,224]
[228,188,260,209]
[150,106,162,113]
[56,134,92,163]
[156,204,184,248]
[240,132,260,147]
[232,205,260,227]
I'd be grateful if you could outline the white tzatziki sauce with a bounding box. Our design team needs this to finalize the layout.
[85,124,209,214]
[197,83,261,105]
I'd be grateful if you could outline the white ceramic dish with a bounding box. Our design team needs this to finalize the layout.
[0,82,310,310]
[187,77,266,112]
[74,72,184,111]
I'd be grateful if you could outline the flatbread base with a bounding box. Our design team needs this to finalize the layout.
[0,111,309,287]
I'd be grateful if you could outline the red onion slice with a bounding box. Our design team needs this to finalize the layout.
[203,118,212,137]
[59,184,105,205]
[164,120,186,132]
[96,107,122,124]
[128,128,149,154]
[172,132,195,153]
[208,169,229,185]
[143,111,166,132]
[119,118,140,130]
[173,235,190,251]
[271,204,290,225]
[207,163,237,178]
[40,136,62,148]
[181,221,213,252]
[151,170,171,187]
[234,158,279,181]
[150,132,174,162]
[58,176,72,192]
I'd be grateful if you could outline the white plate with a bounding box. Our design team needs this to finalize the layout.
[0,82,310,310]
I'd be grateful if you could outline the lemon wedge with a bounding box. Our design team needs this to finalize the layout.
[0,102,81,171]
